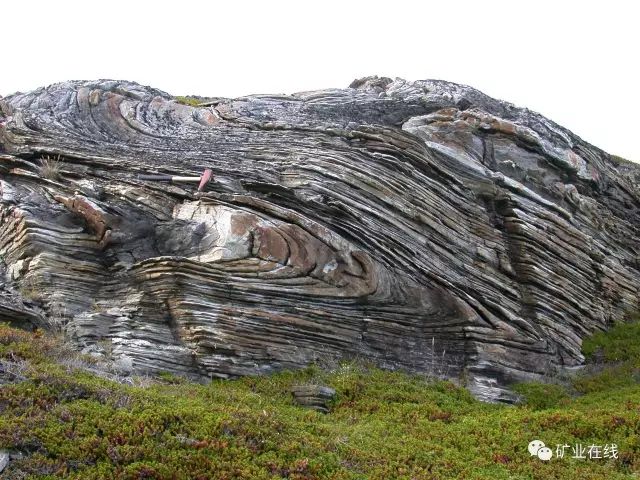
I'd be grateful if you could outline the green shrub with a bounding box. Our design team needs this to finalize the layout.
[2,323,640,479]
[573,317,640,396]
[582,319,640,363]
[157,371,186,385]
[174,96,203,107]
[573,363,640,394]
[512,382,571,410]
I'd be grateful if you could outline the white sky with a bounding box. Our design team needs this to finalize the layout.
[3,0,638,160]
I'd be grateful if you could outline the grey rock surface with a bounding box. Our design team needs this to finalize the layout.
[0,450,9,474]
[291,384,337,413]
[0,76,638,402]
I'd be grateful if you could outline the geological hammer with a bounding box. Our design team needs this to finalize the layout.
[138,168,213,191]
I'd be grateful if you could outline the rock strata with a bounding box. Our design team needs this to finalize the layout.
[0,77,638,401]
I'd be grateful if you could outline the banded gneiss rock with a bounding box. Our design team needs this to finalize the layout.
[0,76,637,401]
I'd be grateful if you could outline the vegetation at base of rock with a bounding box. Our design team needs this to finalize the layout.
[1,323,639,479]
[582,316,640,363]
[575,317,640,393]
[513,318,640,407]
[511,382,572,410]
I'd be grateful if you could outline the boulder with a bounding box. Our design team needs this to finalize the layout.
[291,384,337,413]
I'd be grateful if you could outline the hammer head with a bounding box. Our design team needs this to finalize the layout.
[198,168,213,191]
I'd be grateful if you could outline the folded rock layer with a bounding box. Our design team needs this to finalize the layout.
[0,77,638,401]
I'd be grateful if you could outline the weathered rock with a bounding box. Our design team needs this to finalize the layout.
[0,77,638,402]
[0,293,43,329]
[291,384,337,413]
[0,451,9,474]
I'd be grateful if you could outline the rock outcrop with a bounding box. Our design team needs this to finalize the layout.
[0,77,638,401]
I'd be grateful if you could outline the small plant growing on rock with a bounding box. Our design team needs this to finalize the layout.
[47,300,67,334]
[174,96,202,107]
[39,154,63,180]
[18,275,40,302]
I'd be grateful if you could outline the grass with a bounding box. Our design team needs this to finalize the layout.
[511,382,572,410]
[1,321,640,479]
[581,317,640,363]
[174,96,201,107]
[39,155,63,181]
[174,95,218,107]
[513,316,640,401]
[174,96,216,107]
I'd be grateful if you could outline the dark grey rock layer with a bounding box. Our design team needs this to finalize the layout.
[0,76,638,401]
